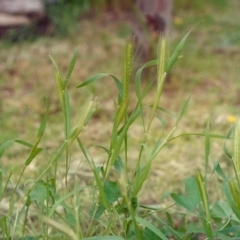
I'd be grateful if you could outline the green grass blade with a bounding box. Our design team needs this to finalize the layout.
[168,132,229,142]
[70,96,97,142]
[63,90,71,139]
[104,109,141,179]
[0,139,35,159]
[229,180,240,210]
[37,98,49,139]
[0,140,15,159]
[135,59,157,100]
[204,121,211,177]
[156,106,176,117]
[213,162,228,180]
[176,96,190,126]
[64,47,79,88]
[25,101,49,166]
[196,172,214,238]
[233,119,240,174]
[48,186,84,217]
[76,73,123,99]
[77,139,110,211]
[81,237,125,240]
[166,30,191,73]
[49,55,60,73]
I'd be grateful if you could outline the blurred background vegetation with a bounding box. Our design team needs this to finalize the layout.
[0,0,239,199]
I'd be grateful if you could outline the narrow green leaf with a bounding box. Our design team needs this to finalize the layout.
[156,106,176,117]
[70,96,97,141]
[136,217,168,240]
[166,30,191,73]
[64,47,78,87]
[153,215,183,240]
[233,119,240,172]
[0,139,33,159]
[135,60,157,100]
[49,55,60,73]
[63,90,71,139]
[25,148,43,166]
[48,186,83,217]
[176,96,190,126]
[81,237,125,240]
[77,139,110,211]
[0,140,14,159]
[37,98,49,139]
[213,162,227,180]
[204,121,210,176]
[223,127,234,159]
[105,109,141,179]
[0,216,10,238]
[15,140,33,148]
[76,73,123,99]
[132,160,152,197]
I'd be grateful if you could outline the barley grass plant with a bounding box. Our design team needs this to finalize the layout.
[1,32,240,239]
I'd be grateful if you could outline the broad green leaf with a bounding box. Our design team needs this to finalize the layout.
[218,225,240,235]
[64,47,78,87]
[65,212,76,227]
[143,227,161,240]
[171,177,201,212]
[76,73,123,99]
[136,217,168,240]
[114,156,124,174]
[29,180,54,203]
[166,30,191,73]
[104,180,122,203]
[222,182,240,220]
[211,201,239,221]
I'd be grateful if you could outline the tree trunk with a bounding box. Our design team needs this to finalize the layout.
[134,0,172,61]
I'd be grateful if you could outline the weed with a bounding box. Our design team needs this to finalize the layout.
[0,31,240,240]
